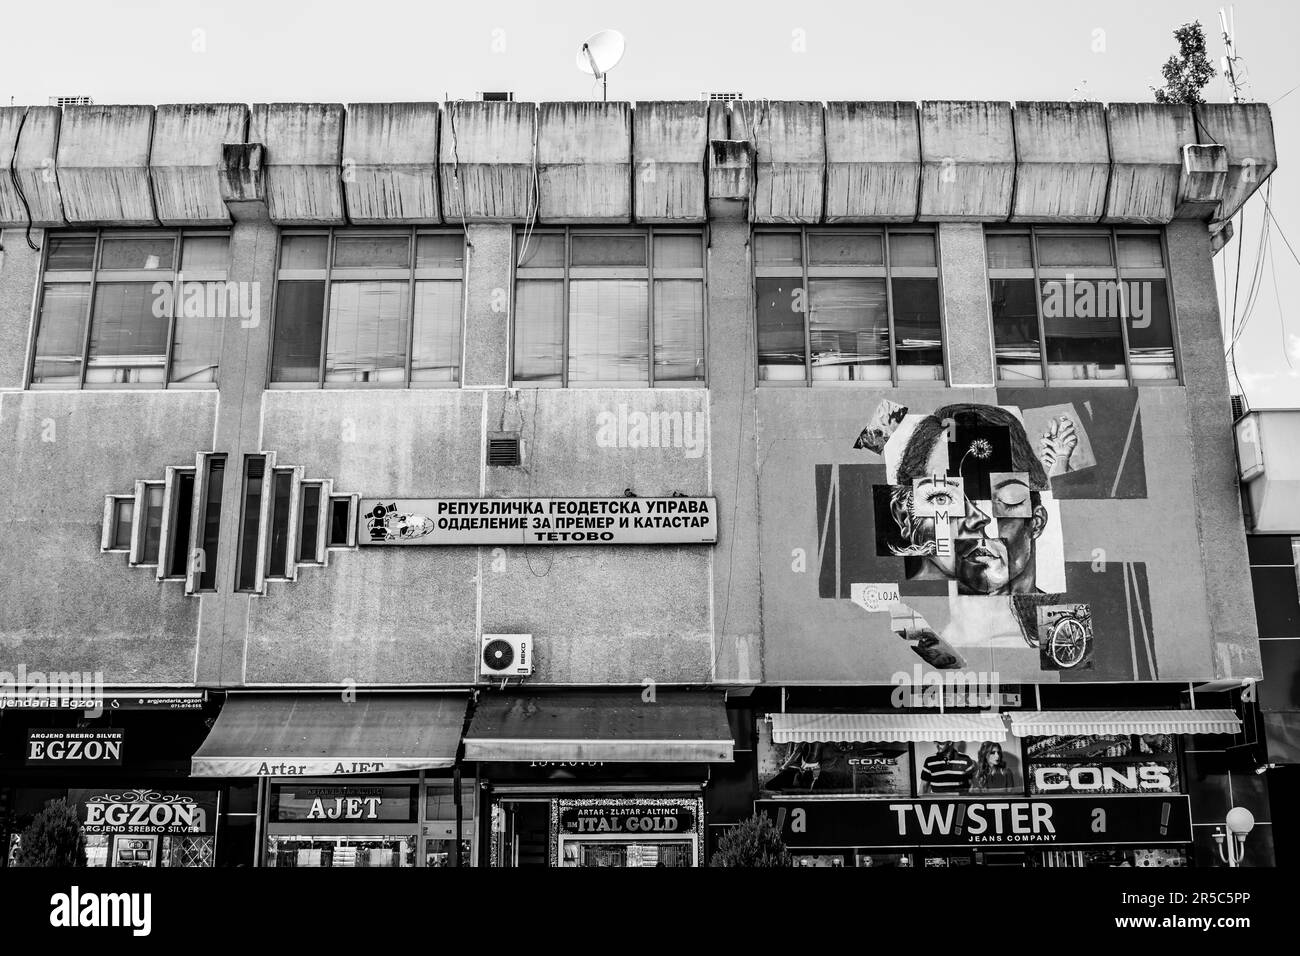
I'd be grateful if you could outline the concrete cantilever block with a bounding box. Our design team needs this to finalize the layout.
[439,100,536,223]
[343,102,440,224]
[57,104,157,225]
[633,101,708,223]
[538,101,631,223]
[732,100,825,224]
[1011,101,1109,223]
[1104,103,1194,224]
[0,106,65,227]
[824,102,920,223]
[250,103,346,225]
[151,104,249,226]
[919,100,1015,222]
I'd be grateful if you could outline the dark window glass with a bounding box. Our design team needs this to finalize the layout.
[270,280,326,382]
[889,233,937,268]
[169,282,225,384]
[991,278,1042,382]
[1117,235,1164,269]
[86,283,168,385]
[653,280,705,383]
[567,279,648,384]
[298,484,321,563]
[333,235,411,269]
[416,234,465,269]
[570,235,646,267]
[280,235,328,270]
[754,233,802,267]
[1125,278,1176,381]
[756,277,806,381]
[328,497,352,547]
[325,281,409,384]
[111,499,134,550]
[267,470,294,578]
[99,238,174,271]
[167,472,196,578]
[808,233,883,266]
[1036,235,1113,268]
[1041,278,1125,382]
[141,484,165,564]
[513,280,564,384]
[985,234,1032,270]
[411,281,462,383]
[891,278,944,377]
[31,283,91,384]
[199,457,224,591]
[45,236,96,271]
[236,457,265,592]
[517,234,564,268]
[807,278,890,381]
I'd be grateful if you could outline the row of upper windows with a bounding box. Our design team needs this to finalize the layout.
[25,226,1178,390]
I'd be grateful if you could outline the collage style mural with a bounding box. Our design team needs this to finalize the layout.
[809,389,1158,681]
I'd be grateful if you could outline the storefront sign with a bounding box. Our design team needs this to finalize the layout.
[358,497,718,546]
[71,789,217,835]
[271,785,417,823]
[1025,734,1180,795]
[559,804,696,835]
[27,729,124,765]
[757,794,1192,848]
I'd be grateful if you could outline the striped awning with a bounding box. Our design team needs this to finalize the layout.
[1007,709,1242,738]
[769,712,1007,744]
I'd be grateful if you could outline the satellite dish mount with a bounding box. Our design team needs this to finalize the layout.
[576,30,626,101]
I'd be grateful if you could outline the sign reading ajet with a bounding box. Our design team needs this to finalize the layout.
[359,497,717,546]
[27,729,124,765]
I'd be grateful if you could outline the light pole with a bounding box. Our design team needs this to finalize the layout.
[1212,807,1255,867]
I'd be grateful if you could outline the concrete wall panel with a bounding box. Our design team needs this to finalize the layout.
[824,102,920,222]
[250,103,346,224]
[439,101,535,222]
[1104,103,1194,224]
[343,102,440,224]
[57,105,156,225]
[919,101,1014,221]
[733,101,825,223]
[633,100,707,222]
[538,101,631,222]
[1012,101,1109,222]
[0,107,64,227]
[151,104,247,226]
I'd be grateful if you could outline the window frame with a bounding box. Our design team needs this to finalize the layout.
[752,226,945,387]
[101,495,136,552]
[268,227,467,389]
[510,226,709,389]
[985,225,1181,387]
[27,228,231,390]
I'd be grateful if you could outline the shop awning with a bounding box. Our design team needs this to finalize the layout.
[463,691,734,763]
[769,712,1008,744]
[1007,709,1242,738]
[191,692,468,777]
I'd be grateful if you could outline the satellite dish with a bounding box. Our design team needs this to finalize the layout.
[576,30,625,100]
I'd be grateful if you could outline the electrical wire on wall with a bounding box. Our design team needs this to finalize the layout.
[522,388,554,578]
[8,107,41,251]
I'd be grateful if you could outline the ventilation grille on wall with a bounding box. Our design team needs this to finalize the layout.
[49,95,94,107]
[487,432,522,467]
[479,91,515,101]
[703,91,743,101]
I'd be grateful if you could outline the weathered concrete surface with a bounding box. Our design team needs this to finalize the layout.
[249,103,346,224]
[919,101,1014,221]
[0,228,42,388]
[1011,101,1109,222]
[707,140,753,220]
[538,101,631,222]
[1176,144,1228,219]
[150,104,247,225]
[461,224,509,387]
[219,143,268,221]
[1196,102,1277,220]
[439,100,535,222]
[732,101,824,223]
[939,223,994,385]
[1104,103,1194,223]
[632,101,707,222]
[824,102,920,223]
[343,102,440,224]
[0,107,64,226]
[57,105,157,224]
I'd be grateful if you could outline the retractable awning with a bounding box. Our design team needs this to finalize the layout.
[769,712,1008,744]
[463,691,734,763]
[1007,709,1242,738]
[191,692,468,777]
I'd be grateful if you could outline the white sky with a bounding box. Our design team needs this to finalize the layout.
[1,0,1296,406]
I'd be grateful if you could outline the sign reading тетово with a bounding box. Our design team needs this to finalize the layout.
[359,497,717,546]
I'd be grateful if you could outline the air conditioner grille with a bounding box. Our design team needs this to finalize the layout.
[487,434,521,467]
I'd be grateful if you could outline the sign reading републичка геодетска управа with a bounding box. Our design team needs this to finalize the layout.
[357,497,718,546]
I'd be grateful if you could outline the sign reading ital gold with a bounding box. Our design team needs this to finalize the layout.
[358,497,718,546]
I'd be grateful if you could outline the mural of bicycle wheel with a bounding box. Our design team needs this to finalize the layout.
[1035,604,1093,670]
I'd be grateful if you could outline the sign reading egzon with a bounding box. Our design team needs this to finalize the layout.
[27,729,124,765]
[359,498,718,546]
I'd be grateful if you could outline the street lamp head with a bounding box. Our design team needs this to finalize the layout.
[1225,806,1255,836]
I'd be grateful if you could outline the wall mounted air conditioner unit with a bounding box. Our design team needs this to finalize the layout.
[481,634,532,677]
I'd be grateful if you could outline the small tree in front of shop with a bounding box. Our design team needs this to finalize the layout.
[710,812,790,867]
[13,798,87,868]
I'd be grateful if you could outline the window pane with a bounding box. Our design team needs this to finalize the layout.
[653,280,704,383]
[326,281,410,383]
[271,280,327,382]
[513,280,563,384]
[756,277,806,380]
[991,278,1042,382]
[167,472,196,577]
[1036,235,1113,268]
[236,457,265,591]
[411,281,462,383]
[755,233,802,267]
[267,470,294,578]
[571,235,646,267]
[32,283,90,384]
[889,233,937,268]
[328,497,351,546]
[169,283,225,384]
[45,236,96,271]
[807,278,890,381]
[199,457,224,590]
[141,484,165,564]
[416,234,465,269]
[99,238,175,271]
[517,234,564,268]
[568,279,649,384]
[1126,278,1176,380]
[808,233,884,266]
[1041,278,1126,381]
[892,278,943,378]
[333,235,411,269]
[111,499,135,550]
[182,236,230,271]
[298,484,321,563]
[1118,234,1164,270]
[280,235,328,270]
[986,234,1032,270]
[87,283,168,384]
[653,235,702,269]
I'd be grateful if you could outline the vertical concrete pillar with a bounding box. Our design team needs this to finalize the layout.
[939,222,995,386]
[462,223,511,388]
[0,228,43,389]
[708,220,762,682]
[1166,219,1260,678]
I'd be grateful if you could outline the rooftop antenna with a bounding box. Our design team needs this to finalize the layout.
[1219,6,1247,103]
[576,29,625,101]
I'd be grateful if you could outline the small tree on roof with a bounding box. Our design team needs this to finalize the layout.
[1153,21,1217,105]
